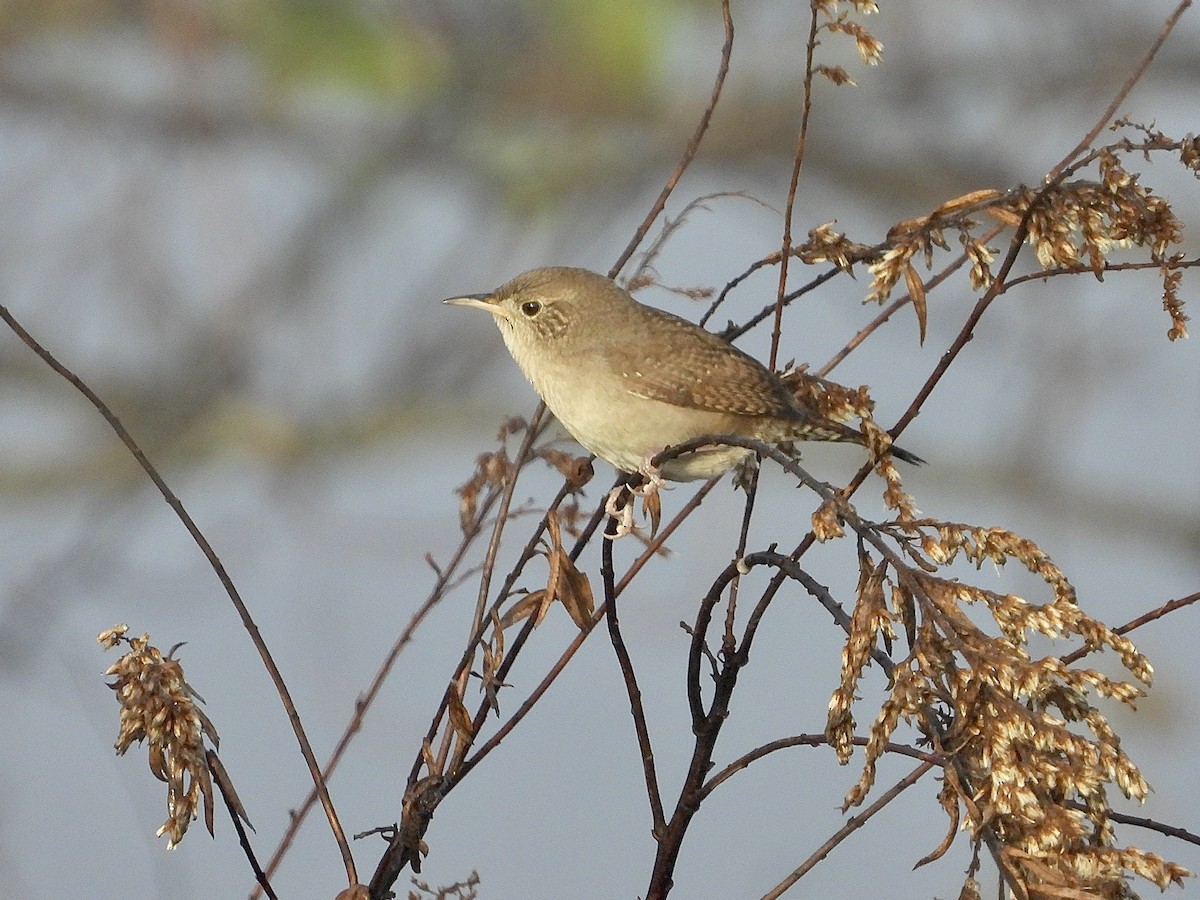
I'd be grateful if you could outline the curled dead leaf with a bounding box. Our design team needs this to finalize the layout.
[931,188,1003,218]
[447,691,473,743]
[554,549,595,629]
[904,262,927,345]
[499,591,548,630]
[643,488,662,541]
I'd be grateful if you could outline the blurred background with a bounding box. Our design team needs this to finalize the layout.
[1,1,1197,897]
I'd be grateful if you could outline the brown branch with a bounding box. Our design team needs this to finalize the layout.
[1090,805,1200,846]
[0,302,358,890]
[609,0,733,278]
[461,477,722,773]
[770,3,822,370]
[1045,0,1193,183]
[1001,256,1200,293]
[649,554,753,900]
[252,511,493,894]
[1059,590,1200,667]
[431,405,548,777]
[725,465,760,650]
[760,761,937,899]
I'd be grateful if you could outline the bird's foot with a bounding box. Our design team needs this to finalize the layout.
[604,457,669,540]
[604,483,636,539]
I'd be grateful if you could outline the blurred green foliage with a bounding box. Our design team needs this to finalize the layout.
[0,0,686,111]
[221,0,449,99]
[0,0,696,212]
[525,0,670,109]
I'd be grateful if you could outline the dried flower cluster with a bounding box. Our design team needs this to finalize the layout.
[794,126,1193,893]
[822,517,1190,896]
[784,368,920,526]
[813,0,883,87]
[98,625,217,849]
[846,128,1193,342]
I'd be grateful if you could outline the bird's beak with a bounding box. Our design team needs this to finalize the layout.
[443,292,511,319]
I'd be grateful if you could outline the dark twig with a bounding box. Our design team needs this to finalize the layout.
[701,734,943,801]
[1086,805,1200,846]
[651,555,755,900]
[1002,257,1200,293]
[724,465,760,650]
[208,751,278,900]
[603,511,667,835]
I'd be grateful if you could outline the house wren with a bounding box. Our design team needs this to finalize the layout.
[445,266,921,482]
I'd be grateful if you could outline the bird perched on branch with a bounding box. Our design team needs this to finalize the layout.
[445,266,922,488]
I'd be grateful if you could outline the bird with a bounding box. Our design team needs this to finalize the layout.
[444,266,921,483]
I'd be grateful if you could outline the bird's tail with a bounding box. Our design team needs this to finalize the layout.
[789,418,925,466]
[781,370,925,465]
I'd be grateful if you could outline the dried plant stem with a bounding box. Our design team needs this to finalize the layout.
[1060,589,1200,667]
[253,508,496,896]
[432,406,549,776]
[462,477,721,770]
[770,3,822,370]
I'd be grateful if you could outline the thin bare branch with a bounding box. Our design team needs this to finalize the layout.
[0,303,358,889]
[609,0,734,278]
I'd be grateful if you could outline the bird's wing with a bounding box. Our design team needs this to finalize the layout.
[618,307,800,418]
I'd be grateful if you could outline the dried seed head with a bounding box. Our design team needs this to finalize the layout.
[99,627,216,849]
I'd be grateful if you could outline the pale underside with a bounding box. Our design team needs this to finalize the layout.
[497,306,822,480]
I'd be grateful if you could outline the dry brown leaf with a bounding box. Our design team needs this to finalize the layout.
[541,450,595,490]
[904,262,927,345]
[888,215,929,239]
[198,765,215,839]
[914,781,958,869]
[206,749,251,836]
[447,691,473,742]
[643,488,662,540]
[554,549,596,629]
[499,592,546,630]
[985,205,1024,228]
[931,188,1002,217]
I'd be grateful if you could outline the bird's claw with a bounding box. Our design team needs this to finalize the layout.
[604,456,668,540]
[604,484,636,539]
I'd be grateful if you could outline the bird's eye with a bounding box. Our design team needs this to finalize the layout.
[520,300,542,317]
